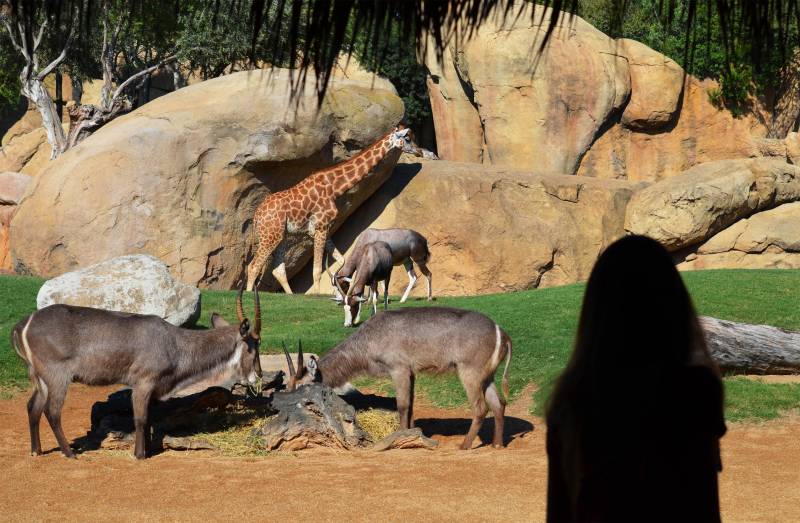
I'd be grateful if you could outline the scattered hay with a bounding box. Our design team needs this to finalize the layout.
[190,409,276,457]
[357,409,399,442]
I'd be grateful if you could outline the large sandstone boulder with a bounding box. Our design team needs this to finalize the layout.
[0,107,54,175]
[624,158,800,251]
[424,3,629,174]
[10,66,404,289]
[618,38,684,131]
[37,254,201,326]
[0,171,31,205]
[0,171,31,272]
[320,160,641,296]
[679,201,800,270]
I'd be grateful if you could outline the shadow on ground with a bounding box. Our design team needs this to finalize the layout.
[344,391,535,447]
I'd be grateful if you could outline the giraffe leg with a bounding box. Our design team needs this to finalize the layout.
[311,228,331,296]
[271,244,292,294]
[247,220,284,292]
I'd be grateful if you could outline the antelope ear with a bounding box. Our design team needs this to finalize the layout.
[239,319,250,337]
[211,313,230,329]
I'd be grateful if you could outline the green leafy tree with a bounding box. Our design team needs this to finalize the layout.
[0,37,23,116]
[351,23,433,148]
[579,0,799,124]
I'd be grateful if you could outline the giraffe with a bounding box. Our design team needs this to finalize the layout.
[246,126,415,294]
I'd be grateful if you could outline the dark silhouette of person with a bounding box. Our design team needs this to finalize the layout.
[546,235,727,523]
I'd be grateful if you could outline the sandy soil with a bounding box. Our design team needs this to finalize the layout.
[0,385,798,522]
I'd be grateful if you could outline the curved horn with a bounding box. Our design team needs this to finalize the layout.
[235,281,245,324]
[282,341,296,378]
[327,253,346,298]
[345,270,357,298]
[296,340,304,374]
[252,288,262,338]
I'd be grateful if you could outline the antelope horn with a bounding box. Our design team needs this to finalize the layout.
[282,341,296,377]
[296,340,303,373]
[327,253,346,297]
[235,281,245,324]
[252,287,262,339]
[345,270,357,298]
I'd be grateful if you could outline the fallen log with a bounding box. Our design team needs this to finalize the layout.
[700,316,800,374]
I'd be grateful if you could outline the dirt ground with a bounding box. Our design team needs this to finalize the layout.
[0,385,798,523]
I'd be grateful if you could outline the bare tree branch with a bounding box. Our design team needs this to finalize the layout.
[112,8,127,49]
[36,24,75,81]
[1,18,23,55]
[32,18,46,53]
[16,21,29,61]
[111,55,177,100]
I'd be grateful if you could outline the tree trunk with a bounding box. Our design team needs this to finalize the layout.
[21,78,66,159]
[700,316,800,374]
[66,97,132,149]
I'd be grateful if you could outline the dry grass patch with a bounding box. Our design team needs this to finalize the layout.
[357,409,399,442]
[190,409,275,457]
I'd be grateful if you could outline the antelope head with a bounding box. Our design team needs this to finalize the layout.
[211,283,263,385]
[282,340,321,391]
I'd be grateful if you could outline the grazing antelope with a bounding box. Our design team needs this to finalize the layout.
[283,307,512,449]
[331,228,433,304]
[10,287,263,459]
[328,241,394,327]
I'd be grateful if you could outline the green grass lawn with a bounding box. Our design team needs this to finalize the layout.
[2,270,799,421]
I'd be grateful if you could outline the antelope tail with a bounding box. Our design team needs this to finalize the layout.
[501,332,512,401]
[423,241,432,263]
[11,327,23,361]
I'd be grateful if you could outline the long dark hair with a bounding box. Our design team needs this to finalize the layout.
[546,235,716,497]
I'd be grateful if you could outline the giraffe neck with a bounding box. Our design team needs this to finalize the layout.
[326,131,394,198]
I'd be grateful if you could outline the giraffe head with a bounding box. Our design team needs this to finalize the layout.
[389,126,418,155]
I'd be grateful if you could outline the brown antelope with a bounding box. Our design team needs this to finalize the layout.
[331,228,433,304]
[283,307,512,449]
[328,241,394,327]
[10,287,263,459]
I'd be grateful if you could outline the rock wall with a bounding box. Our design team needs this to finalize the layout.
[0,171,31,272]
[425,4,629,175]
[10,66,404,289]
[578,78,768,181]
[424,4,776,183]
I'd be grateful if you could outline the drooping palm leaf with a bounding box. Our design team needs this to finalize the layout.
[4,0,799,101]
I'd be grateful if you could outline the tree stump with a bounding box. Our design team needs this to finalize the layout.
[258,383,370,451]
[701,316,800,374]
